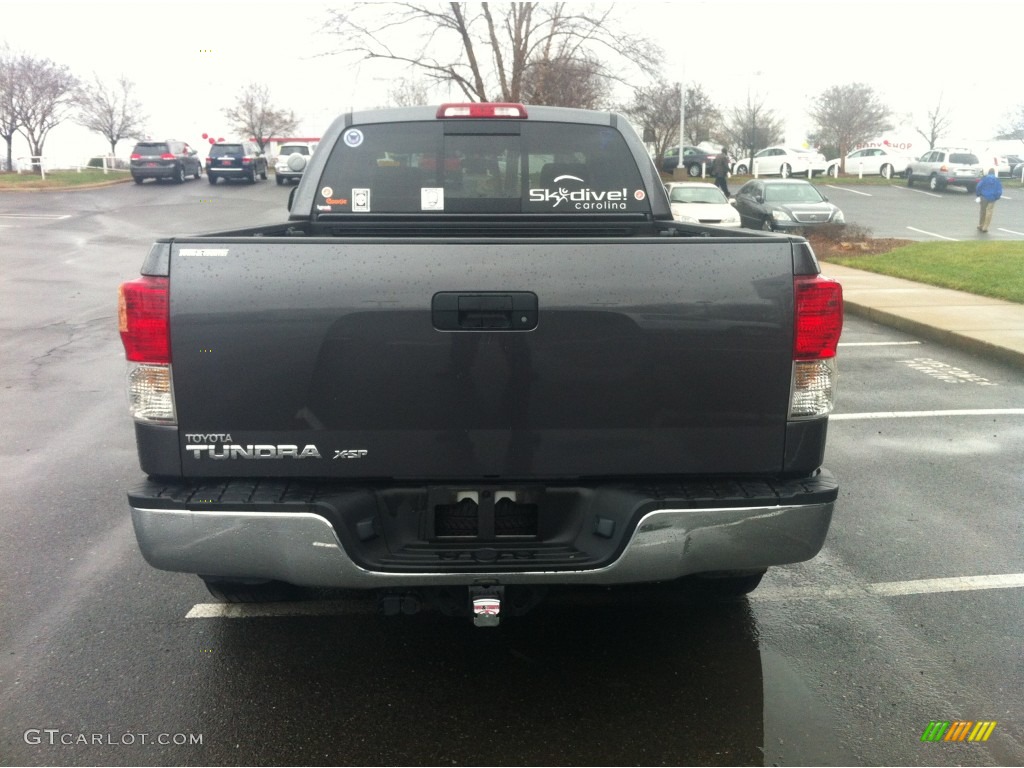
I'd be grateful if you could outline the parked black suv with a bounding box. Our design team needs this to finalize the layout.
[129,140,202,184]
[206,141,268,184]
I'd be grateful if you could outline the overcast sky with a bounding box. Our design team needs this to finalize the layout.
[3,0,1023,162]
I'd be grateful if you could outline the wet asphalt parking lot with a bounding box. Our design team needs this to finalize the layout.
[1,177,1022,766]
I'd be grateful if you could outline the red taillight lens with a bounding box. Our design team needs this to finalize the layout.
[242,157,252,164]
[794,276,843,360]
[130,153,141,160]
[118,276,170,363]
[160,153,175,160]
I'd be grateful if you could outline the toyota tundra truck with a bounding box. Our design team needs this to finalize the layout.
[119,103,842,625]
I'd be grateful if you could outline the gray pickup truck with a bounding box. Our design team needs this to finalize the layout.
[119,103,842,625]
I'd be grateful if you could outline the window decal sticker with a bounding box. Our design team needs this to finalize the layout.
[352,188,371,212]
[343,129,364,148]
[421,188,444,210]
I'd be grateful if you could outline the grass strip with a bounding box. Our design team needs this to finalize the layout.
[0,169,131,188]
[824,241,1024,304]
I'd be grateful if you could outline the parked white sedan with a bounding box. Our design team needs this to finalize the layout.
[664,182,741,227]
[731,146,827,178]
[825,147,913,178]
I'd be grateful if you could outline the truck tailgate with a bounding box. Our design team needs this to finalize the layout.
[169,237,796,480]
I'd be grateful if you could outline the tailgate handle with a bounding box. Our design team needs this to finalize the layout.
[432,292,538,331]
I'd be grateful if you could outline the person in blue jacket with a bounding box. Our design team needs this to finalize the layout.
[976,168,1003,233]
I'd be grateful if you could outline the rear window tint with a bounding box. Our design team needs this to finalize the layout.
[280,145,310,156]
[210,144,244,157]
[134,143,169,154]
[315,121,648,215]
[949,153,979,164]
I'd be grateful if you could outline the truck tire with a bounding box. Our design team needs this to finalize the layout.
[200,576,297,603]
[693,570,766,598]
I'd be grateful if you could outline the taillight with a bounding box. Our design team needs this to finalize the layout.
[160,153,176,160]
[130,153,141,160]
[119,276,174,423]
[436,103,528,119]
[790,275,843,420]
[118,276,170,363]
[242,157,252,164]
[793,276,843,360]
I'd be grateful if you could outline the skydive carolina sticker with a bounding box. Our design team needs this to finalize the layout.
[343,129,364,148]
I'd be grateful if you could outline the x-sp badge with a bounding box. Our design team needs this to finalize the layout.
[333,449,368,459]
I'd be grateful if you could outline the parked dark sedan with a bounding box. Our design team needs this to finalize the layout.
[661,145,722,176]
[732,179,845,232]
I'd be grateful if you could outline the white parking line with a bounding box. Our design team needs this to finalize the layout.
[0,213,71,220]
[894,186,942,199]
[824,185,872,197]
[838,341,922,347]
[831,408,1024,420]
[906,226,958,241]
[997,227,1024,236]
[184,572,1024,617]
[755,573,1024,601]
[186,601,376,619]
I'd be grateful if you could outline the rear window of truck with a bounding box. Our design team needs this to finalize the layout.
[315,121,649,215]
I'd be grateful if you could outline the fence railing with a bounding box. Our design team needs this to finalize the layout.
[8,155,130,179]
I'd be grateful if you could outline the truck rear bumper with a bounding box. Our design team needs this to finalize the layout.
[129,473,836,588]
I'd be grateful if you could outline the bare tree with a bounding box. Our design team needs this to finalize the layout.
[324,2,659,104]
[997,103,1024,143]
[620,80,680,171]
[723,94,785,166]
[14,54,78,173]
[914,94,954,150]
[222,83,299,153]
[621,79,725,170]
[0,46,21,172]
[387,78,434,107]
[75,75,147,156]
[683,84,723,145]
[520,55,609,108]
[808,83,892,173]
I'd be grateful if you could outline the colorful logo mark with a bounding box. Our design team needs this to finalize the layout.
[921,721,997,742]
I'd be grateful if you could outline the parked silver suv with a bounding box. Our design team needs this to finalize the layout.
[274,143,314,185]
[905,148,983,192]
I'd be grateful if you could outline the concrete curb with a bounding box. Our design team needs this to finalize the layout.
[842,301,1024,371]
[0,177,132,192]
